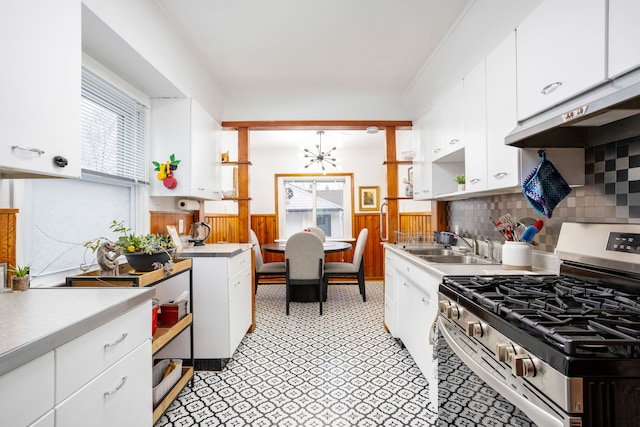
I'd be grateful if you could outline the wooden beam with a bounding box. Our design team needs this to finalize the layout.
[237,127,250,244]
[221,120,412,131]
[385,127,399,239]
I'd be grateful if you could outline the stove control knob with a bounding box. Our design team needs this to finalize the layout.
[438,301,450,313]
[445,304,460,320]
[495,343,522,363]
[466,322,484,338]
[512,354,538,378]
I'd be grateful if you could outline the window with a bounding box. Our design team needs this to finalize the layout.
[26,64,149,280]
[276,174,353,239]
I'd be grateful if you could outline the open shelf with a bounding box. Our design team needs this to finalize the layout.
[152,366,194,424]
[221,161,252,166]
[383,160,413,165]
[152,313,193,354]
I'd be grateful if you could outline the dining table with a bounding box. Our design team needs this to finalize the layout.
[261,240,353,302]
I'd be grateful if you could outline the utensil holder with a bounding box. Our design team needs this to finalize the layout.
[502,241,532,270]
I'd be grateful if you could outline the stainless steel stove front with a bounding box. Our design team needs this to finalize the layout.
[438,293,584,427]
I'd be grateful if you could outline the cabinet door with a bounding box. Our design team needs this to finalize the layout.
[228,266,252,355]
[56,341,152,427]
[413,114,434,200]
[383,251,397,336]
[609,0,640,78]
[150,98,220,200]
[463,59,488,193]
[443,81,464,157]
[0,351,54,427]
[486,32,522,190]
[516,0,606,120]
[189,101,220,199]
[0,0,81,178]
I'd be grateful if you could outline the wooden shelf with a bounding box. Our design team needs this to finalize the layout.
[385,196,413,201]
[66,258,192,287]
[222,197,252,201]
[152,313,193,354]
[221,161,252,166]
[383,160,413,165]
[152,366,194,424]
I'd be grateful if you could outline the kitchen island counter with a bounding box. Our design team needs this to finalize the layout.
[0,287,153,376]
[180,243,253,258]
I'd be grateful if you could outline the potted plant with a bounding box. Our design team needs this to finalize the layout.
[454,175,466,192]
[9,264,30,291]
[85,221,176,273]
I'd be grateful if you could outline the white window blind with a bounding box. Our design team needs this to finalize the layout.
[81,67,148,183]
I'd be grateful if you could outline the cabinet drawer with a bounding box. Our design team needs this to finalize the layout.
[228,249,251,278]
[56,341,152,427]
[56,301,151,403]
[0,351,54,427]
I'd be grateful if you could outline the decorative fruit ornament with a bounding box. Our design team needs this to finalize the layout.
[152,154,181,190]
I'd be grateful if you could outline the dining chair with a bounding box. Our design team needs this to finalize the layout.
[305,226,326,242]
[250,229,286,294]
[285,231,325,315]
[322,228,368,302]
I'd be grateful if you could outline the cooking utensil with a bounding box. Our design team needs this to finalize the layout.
[521,225,538,243]
[533,220,544,231]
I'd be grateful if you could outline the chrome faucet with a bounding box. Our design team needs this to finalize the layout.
[441,231,477,255]
[485,239,495,261]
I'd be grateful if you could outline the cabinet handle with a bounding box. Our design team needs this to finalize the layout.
[469,178,480,184]
[421,296,430,304]
[403,282,409,287]
[433,147,441,153]
[103,376,128,398]
[493,172,508,179]
[540,81,562,95]
[449,139,460,145]
[11,145,45,155]
[198,187,206,191]
[104,332,128,349]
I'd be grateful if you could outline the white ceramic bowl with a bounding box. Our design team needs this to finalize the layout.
[401,151,415,160]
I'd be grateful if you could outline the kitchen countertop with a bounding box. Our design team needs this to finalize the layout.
[0,287,153,377]
[384,243,558,276]
[179,243,253,257]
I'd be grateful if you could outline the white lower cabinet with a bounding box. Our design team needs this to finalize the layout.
[188,249,252,360]
[55,341,151,427]
[383,252,397,336]
[0,351,54,427]
[385,248,439,380]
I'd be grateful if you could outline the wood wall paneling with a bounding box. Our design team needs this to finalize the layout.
[0,209,18,281]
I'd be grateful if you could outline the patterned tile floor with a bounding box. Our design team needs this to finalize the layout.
[155,281,437,426]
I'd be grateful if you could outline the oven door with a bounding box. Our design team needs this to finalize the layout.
[438,313,578,427]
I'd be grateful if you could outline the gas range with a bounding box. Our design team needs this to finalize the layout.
[438,223,640,427]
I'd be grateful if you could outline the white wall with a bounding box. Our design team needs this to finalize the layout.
[205,129,430,216]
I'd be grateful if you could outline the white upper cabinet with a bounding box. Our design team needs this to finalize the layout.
[0,0,81,178]
[486,32,522,190]
[608,0,640,78]
[150,98,221,200]
[433,81,464,161]
[516,0,607,120]
[463,59,488,193]
[411,115,433,200]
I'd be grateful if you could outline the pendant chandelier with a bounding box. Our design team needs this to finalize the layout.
[303,130,338,172]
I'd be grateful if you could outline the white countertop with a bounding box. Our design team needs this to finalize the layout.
[0,287,153,376]
[384,243,558,276]
[179,243,253,257]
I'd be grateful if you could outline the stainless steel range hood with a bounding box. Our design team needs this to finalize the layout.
[506,72,640,148]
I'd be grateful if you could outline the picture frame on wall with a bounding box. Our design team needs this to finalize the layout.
[166,225,183,252]
[0,263,7,288]
[359,186,380,211]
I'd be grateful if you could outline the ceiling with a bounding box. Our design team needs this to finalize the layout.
[154,0,471,99]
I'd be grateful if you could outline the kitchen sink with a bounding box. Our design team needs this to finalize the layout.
[405,247,457,256]
[418,254,496,264]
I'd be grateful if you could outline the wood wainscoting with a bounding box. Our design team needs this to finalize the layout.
[151,211,431,282]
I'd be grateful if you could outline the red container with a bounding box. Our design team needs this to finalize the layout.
[151,298,160,336]
[160,300,187,327]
